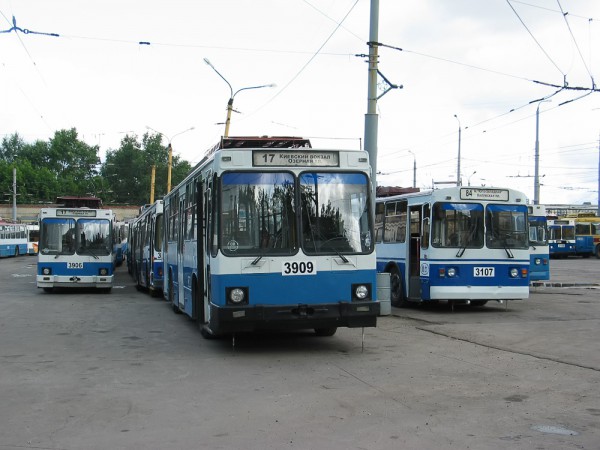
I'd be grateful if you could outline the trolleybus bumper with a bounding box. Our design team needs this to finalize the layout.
[36,275,114,289]
[208,301,380,335]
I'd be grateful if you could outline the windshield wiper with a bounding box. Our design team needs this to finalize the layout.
[80,247,100,260]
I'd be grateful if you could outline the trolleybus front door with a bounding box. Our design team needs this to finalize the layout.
[407,205,422,299]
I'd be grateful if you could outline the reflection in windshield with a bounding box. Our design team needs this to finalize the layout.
[40,218,111,255]
[300,172,371,255]
[219,171,373,257]
[486,204,528,249]
[220,172,296,256]
[432,203,484,248]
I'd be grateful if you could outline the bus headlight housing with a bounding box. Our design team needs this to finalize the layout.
[534,258,541,265]
[42,267,52,275]
[99,268,109,276]
[227,287,248,305]
[352,283,371,301]
[510,268,519,278]
[447,267,457,277]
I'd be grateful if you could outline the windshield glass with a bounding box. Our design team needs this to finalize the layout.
[155,214,164,250]
[220,172,297,256]
[486,204,528,249]
[431,202,484,248]
[77,219,112,255]
[40,218,111,255]
[529,217,548,246]
[40,218,76,255]
[300,172,372,255]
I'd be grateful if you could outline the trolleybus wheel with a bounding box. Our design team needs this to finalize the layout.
[314,327,337,337]
[470,300,488,307]
[596,245,600,259]
[43,287,53,293]
[169,275,181,314]
[15,247,19,256]
[388,267,408,307]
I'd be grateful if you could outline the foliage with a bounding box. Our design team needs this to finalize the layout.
[1,128,192,206]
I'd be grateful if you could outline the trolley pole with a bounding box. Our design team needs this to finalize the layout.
[364,0,379,210]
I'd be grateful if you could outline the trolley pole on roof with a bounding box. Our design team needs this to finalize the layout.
[364,0,379,209]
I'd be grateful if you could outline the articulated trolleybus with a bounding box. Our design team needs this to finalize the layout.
[163,136,379,338]
[130,200,164,296]
[375,187,530,307]
[37,197,114,293]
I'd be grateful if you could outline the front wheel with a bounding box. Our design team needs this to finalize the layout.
[596,245,600,259]
[314,327,337,337]
[388,267,408,307]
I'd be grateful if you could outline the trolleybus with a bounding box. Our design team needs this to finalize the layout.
[26,223,40,255]
[0,221,27,257]
[528,204,549,281]
[130,200,164,296]
[375,187,530,307]
[37,203,115,292]
[547,218,576,258]
[565,213,600,258]
[162,136,379,338]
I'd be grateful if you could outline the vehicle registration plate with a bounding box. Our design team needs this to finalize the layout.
[474,267,494,277]
[282,260,317,276]
[67,262,84,269]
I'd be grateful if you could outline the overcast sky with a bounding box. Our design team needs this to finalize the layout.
[1,0,599,205]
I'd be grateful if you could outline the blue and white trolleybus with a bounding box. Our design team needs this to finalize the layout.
[162,136,379,337]
[375,187,530,307]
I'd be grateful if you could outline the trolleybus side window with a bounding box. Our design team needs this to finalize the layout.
[374,202,384,243]
[421,203,431,249]
[384,201,407,243]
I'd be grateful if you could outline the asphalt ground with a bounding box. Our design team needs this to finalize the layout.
[0,256,598,450]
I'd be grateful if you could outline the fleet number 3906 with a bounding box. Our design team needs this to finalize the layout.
[282,261,317,276]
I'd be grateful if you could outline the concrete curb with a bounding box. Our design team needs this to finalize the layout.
[531,282,600,288]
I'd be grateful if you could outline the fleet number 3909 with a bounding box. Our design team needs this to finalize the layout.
[282,261,317,276]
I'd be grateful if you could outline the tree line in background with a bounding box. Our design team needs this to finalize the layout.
[0,128,192,207]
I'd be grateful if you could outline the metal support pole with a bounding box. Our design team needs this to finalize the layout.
[167,144,173,193]
[364,0,379,210]
[12,167,17,221]
[534,105,541,205]
[454,115,461,187]
[150,165,156,204]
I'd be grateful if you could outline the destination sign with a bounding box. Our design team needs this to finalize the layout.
[460,188,509,201]
[253,150,339,167]
[56,209,97,217]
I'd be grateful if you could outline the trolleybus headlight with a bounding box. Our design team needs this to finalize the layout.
[42,267,52,275]
[352,283,371,301]
[447,267,457,277]
[99,268,108,276]
[534,258,541,265]
[510,268,519,278]
[227,287,248,305]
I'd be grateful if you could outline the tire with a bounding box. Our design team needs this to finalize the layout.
[470,300,488,307]
[169,275,181,314]
[388,267,408,307]
[314,327,337,337]
[596,245,600,259]
[43,287,53,293]
[15,246,19,257]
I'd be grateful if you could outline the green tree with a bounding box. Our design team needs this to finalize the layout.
[101,132,191,205]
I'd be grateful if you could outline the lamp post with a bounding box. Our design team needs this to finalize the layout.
[468,170,477,186]
[203,58,275,137]
[146,126,195,193]
[454,114,462,186]
[534,100,551,205]
[408,150,416,188]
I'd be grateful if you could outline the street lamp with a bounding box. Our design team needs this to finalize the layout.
[407,150,416,188]
[534,100,551,205]
[146,126,195,193]
[467,170,477,186]
[454,114,462,186]
[203,58,275,137]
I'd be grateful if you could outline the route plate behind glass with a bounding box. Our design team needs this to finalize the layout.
[282,261,317,276]
[474,267,494,277]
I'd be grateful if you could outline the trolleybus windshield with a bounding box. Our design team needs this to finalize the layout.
[486,204,528,249]
[40,217,111,256]
[432,202,484,248]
